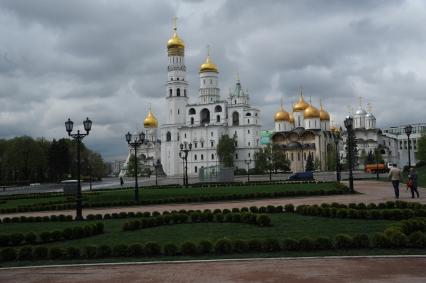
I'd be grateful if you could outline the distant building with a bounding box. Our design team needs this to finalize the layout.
[109,160,125,176]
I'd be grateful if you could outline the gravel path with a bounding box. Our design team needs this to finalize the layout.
[1,180,424,219]
[1,257,426,283]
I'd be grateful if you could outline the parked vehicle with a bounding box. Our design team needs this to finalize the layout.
[365,163,389,173]
[287,171,314,181]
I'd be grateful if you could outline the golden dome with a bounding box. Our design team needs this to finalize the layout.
[289,113,295,124]
[200,54,218,73]
[274,107,290,122]
[319,104,330,121]
[304,104,320,119]
[143,109,158,128]
[293,94,309,111]
[167,31,185,50]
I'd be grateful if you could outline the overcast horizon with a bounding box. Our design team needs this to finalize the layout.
[1,0,425,161]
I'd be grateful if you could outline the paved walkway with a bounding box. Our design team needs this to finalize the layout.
[1,257,426,283]
[1,180,424,219]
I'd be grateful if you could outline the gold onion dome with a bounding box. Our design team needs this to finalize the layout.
[289,113,295,124]
[304,103,320,118]
[319,104,330,121]
[274,106,290,122]
[200,54,218,73]
[167,31,185,50]
[143,109,158,128]
[293,94,310,111]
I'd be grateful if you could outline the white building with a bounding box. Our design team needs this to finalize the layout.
[160,24,261,176]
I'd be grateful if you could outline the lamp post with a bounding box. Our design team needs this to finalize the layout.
[244,159,252,182]
[154,159,161,186]
[404,125,413,168]
[344,116,354,193]
[334,132,341,182]
[125,131,146,202]
[179,142,192,186]
[65,117,92,221]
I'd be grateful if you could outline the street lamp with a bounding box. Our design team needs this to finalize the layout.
[125,131,146,202]
[244,159,252,182]
[179,142,192,186]
[65,117,92,220]
[334,131,341,182]
[344,116,354,193]
[404,125,413,168]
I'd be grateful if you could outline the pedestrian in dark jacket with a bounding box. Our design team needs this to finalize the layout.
[408,167,420,198]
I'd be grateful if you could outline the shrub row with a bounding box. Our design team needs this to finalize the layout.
[122,212,271,231]
[0,214,74,224]
[296,205,426,220]
[314,201,426,211]
[3,231,426,262]
[0,223,104,247]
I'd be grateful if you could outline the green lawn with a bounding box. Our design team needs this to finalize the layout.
[2,213,395,249]
[0,182,340,210]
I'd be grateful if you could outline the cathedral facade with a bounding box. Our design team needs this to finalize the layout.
[160,24,262,176]
[270,94,338,172]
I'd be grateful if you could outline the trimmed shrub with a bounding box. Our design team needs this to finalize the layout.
[51,230,63,242]
[214,238,232,254]
[49,247,64,260]
[371,233,390,248]
[315,237,333,250]
[231,239,249,253]
[24,232,37,245]
[18,246,33,260]
[249,206,259,213]
[215,213,224,223]
[1,247,17,261]
[164,243,178,256]
[248,239,262,252]
[10,233,24,246]
[0,234,10,246]
[352,234,370,249]
[334,234,353,249]
[408,231,426,248]
[39,231,51,243]
[85,246,97,259]
[97,245,112,258]
[386,229,409,248]
[112,244,129,257]
[33,246,48,259]
[299,237,315,250]
[197,240,213,254]
[282,238,299,251]
[128,243,144,257]
[256,214,271,227]
[66,247,80,259]
[181,241,197,256]
[145,242,161,256]
[261,238,281,252]
[284,204,294,213]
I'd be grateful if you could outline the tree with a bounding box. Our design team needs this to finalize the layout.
[271,144,290,172]
[416,132,426,162]
[359,150,367,166]
[126,154,143,177]
[305,153,315,171]
[366,150,375,165]
[47,139,71,181]
[314,158,321,170]
[216,135,236,167]
[326,143,336,171]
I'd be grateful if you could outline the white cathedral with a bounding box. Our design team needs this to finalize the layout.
[122,23,262,177]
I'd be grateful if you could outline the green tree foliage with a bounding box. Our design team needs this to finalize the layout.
[416,132,426,162]
[254,144,290,173]
[216,135,236,167]
[272,144,290,172]
[305,153,315,171]
[126,154,143,177]
[326,143,336,170]
[0,136,107,184]
[366,151,375,165]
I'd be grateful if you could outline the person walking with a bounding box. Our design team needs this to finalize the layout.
[120,176,124,187]
[408,167,420,198]
[388,164,402,199]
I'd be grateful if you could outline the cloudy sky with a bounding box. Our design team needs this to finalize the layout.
[0,0,425,160]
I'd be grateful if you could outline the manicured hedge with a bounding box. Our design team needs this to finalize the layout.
[0,223,104,247]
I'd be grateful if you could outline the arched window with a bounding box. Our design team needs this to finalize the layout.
[245,112,252,116]
[166,132,171,142]
[232,111,239,126]
[188,108,196,115]
[195,166,198,173]
[211,154,214,160]
[200,108,210,125]
[194,154,197,161]
[214,105,222,112]
[190,117,194,125]
[216,115,220,122]
[169,89,172,97]
[177,88,180,96]
[201,154,204,160]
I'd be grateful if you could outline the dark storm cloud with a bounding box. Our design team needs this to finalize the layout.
[0,0,425,160]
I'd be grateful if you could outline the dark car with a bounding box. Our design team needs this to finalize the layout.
[287,171,314,181]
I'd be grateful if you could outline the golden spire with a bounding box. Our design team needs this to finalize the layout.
[173,16,177,31]
[167,17,185,55]
[293,87,309,111]
[143,106,158,128]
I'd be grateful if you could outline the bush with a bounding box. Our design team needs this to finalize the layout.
[299,237,315,250]
[386,229,408,248]
[262,238,281,252]
[214,238,233,254]
[97,245,112,258]
[66,247,81,259]
[39,231,51,243]
[408,231,426,248]
[33,246,48,259]
[128,243,144,257]
[371,233,389,248]
[111,244,128,257]
[248,239,262,252]
[282,238,299,251]
[0,234,10,246]
[10,233,24,246]
[62,228,73,240]
[49,247,64,259]
[51,230,63,242]
[1,247,17,261]
[256,214,271,227]
[24,232,37,245]
[85,246,97,259]
[197,240,213,254]
[231,239,249,253]
[315,237,333,250]
[145,242,161,256]
[334,234,353,249]
[163,243,178,256]
[284,204,294,213]
[18,246,33,260]
[181,241,197,256]
[352,234,370,249]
